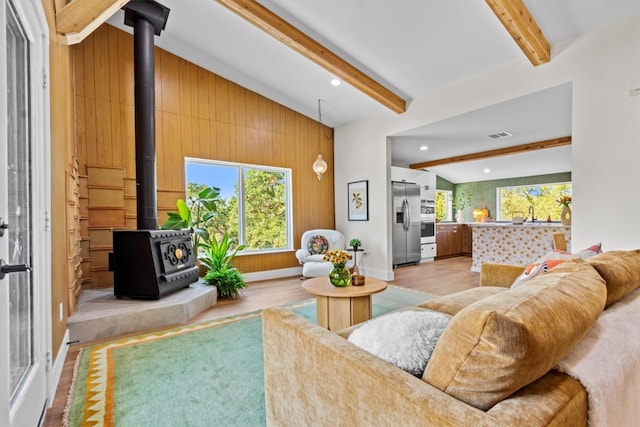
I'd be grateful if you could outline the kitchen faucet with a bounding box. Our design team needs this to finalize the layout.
[529,205,537,223]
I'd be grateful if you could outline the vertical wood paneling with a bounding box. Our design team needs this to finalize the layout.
[121,105,135,177]
[197,118,209,159]
[207,73,217,121]
[85,97,97,166]
[45,0,77,359]
[197,68,210,119]
[235,125,247,162]
[160,49,180,114]
[178,60,192,116]
[180,115,193,158]
[95,99,113,165]
[234,86,246,127]
[82,35,95,99]
[118,30,134,106]
[216,122,231,161]
[73,43,84,96]
[110,102,122,166]
[73,24,335,278]
[75,95,87,169]
[107,26,120,102]
[215,76,230,123]
[93,28,110,101]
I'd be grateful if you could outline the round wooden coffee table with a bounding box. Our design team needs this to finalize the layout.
[302,276,387,331]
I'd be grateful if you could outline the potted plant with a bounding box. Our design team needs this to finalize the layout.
[453,188,473,223]
[348,238,363,274]
[161,186,221,256]
[199,232,247,298]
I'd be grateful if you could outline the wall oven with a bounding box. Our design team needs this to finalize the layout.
[421,199,435,216]
[421,220,435,244]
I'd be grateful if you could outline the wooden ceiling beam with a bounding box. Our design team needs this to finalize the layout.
[485,0,550,66]
[56,0,130,45]
[215,0,407,114]
[409,136,571,170]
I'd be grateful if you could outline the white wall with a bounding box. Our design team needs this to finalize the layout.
[334,14,640,280]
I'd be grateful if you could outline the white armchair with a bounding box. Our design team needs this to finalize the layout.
[295,229,346,277]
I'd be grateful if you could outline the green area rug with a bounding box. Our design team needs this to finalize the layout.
[63,285,433,427]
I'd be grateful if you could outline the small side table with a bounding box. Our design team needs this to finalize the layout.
[301,276,387,331]
[346,247,364,273]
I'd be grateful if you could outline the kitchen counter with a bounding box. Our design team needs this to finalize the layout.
[468,222,571,272]
[468,222,565,227]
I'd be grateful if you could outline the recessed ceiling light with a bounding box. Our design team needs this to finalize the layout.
[484,168,491,173]
[420,145,428,151]
[330,78,341,86]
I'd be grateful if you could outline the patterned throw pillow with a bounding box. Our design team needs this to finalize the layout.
[511,243,602,288]
[306,235,329,255]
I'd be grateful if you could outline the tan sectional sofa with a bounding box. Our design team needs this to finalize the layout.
[262,250,640,426]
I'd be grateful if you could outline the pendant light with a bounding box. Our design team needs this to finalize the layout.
[312,99,328,181]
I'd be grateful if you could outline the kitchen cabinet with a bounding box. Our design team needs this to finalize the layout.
[461,224,472,255]
[436,224,472,258]
[436,224,460,257]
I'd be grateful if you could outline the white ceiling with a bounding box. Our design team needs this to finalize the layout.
[106,0,640,183]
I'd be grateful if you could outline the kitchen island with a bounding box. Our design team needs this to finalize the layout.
[469,223,571,272]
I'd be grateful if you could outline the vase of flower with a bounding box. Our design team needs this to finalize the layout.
[323,249,353,287]
[558,195,572,226]
[328,265,351,287]
[561,205,572,226]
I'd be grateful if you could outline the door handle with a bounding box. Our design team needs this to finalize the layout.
[0,217,8,237]
[0,259,31,280]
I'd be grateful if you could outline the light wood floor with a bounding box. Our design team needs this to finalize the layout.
[43,256,477,426]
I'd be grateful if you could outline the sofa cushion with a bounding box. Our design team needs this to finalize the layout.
[423,259,606,411]
[348,309,451,377]
[586,249,640,307]
[418,286,508,316]
[306,235,329,254]
[511,243,602,288]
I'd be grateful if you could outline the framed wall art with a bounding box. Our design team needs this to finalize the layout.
[347,180,369,221]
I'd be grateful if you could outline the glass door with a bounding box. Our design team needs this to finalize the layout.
[0,0,49,425]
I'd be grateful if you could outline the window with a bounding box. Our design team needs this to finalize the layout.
[496,182,571,221]
[185,158,293,253]
[435,190,453,222]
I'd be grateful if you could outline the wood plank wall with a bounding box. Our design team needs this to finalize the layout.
[73,24,335,288]
[43,0,78,359]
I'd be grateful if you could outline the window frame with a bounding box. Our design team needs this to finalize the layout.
[185,157,294,255]
[495,181,571,222]
[435,189,453,222]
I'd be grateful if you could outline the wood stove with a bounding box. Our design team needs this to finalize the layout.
[111,230,199,299]
[109,0,198,299]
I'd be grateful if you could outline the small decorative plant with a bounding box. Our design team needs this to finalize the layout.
[453,187,473,212]
[200,232,246,299]
[349,238,362,250]
[557,195,572,207]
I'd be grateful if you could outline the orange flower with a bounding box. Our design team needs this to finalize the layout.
[557,195,572,207]
[323,249,352,267]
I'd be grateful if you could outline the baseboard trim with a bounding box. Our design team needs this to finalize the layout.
[244,267,302,282]
[48,329,69,406]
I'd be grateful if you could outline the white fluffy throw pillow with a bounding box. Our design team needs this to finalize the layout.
[347,309,451,377]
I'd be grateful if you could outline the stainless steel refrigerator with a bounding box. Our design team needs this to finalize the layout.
[392,181,421,267]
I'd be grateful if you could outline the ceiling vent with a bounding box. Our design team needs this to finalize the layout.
[488,131,512,139]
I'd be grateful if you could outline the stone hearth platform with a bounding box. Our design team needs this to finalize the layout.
[68,281,217,344]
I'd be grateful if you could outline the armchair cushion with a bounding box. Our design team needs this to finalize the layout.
[306,235,329,254]
[297,229,346,277]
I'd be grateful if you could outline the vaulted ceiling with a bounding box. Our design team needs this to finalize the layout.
[53,0,640,182]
